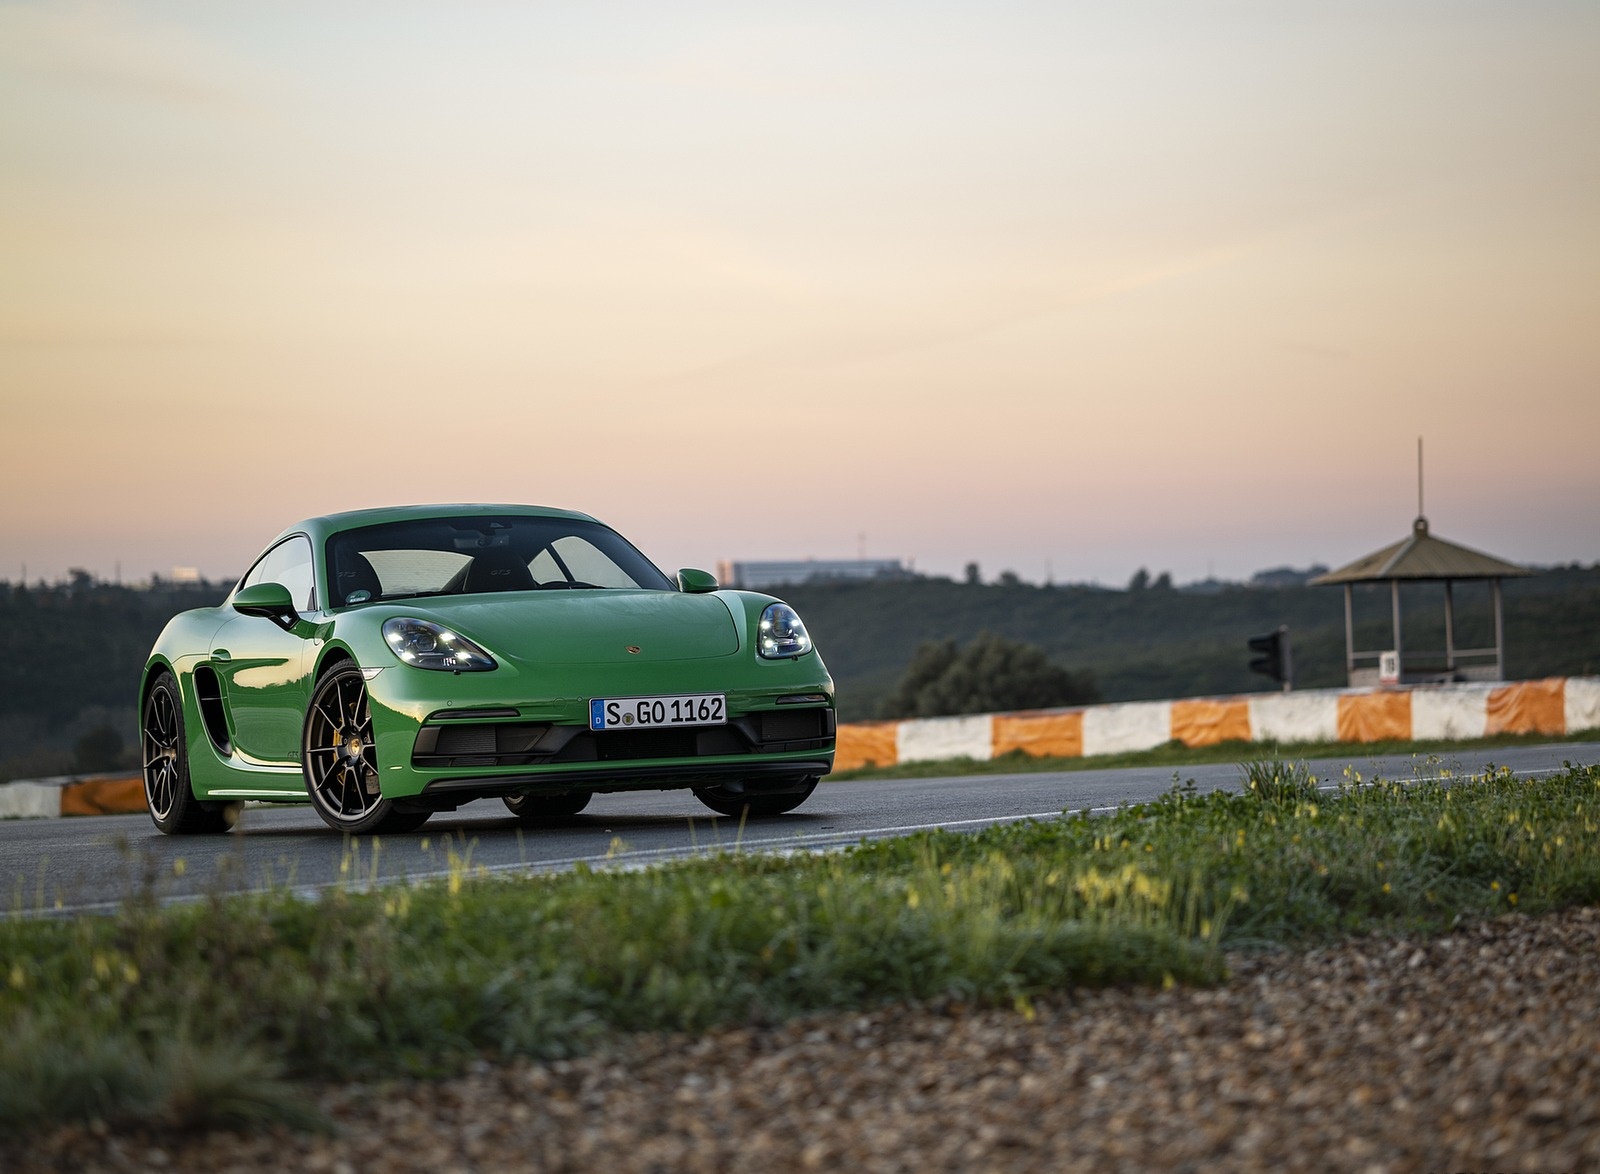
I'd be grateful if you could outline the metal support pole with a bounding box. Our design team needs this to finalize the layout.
[1391,580,1403,680]
[1444,580,1456,673]
[1493,578,1505,680]
[1343,583,1355,679]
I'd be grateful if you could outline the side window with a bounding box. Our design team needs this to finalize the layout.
[274,539,316,612]
[239,552,271,592]
[240,536,316,612]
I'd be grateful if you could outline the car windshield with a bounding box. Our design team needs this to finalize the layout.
[326,516,675,607]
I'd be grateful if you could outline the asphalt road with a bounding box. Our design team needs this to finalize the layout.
[5,740,1597,915]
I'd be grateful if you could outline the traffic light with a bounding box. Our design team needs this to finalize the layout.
[1248,625,1293,690]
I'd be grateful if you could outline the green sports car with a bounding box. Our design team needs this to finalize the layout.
[139,504,835,835]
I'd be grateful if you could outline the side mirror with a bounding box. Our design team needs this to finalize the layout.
[676,568,719,594]
[232,581,300,630]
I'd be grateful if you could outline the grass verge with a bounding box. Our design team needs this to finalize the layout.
[829,727,1600,781]
[3,760,1599,1134]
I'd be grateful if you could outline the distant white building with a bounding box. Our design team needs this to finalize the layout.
[1249,565,1329,588]
[717,558,910,590]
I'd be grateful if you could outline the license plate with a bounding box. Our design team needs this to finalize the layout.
[589,693,727,731]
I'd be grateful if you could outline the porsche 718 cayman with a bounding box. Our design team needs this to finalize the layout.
[139,505,836,834]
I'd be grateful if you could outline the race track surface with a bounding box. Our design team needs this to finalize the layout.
[5,740,1596,915]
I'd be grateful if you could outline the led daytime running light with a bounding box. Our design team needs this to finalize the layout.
[757,603,812,659]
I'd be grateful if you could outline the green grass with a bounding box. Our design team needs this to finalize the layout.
[4,760,1600,1135]
[829,727,1600,781]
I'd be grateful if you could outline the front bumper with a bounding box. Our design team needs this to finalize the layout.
[360,657,835,803]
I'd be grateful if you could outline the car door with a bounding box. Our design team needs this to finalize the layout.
[211,535,318,766]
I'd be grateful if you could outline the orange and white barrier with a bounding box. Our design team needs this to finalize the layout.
[833,676,1600,772]
[0,774,145,820]
[6,680,1597,814]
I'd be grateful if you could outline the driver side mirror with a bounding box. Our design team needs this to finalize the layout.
[232,581,301,631]
[676,568,719,594]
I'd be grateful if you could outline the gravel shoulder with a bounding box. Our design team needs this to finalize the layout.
[11,906,1600,1173]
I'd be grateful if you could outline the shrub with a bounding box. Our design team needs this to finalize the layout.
[879,631,1098,718]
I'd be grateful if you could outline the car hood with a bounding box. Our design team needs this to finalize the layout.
[397,590,742,664]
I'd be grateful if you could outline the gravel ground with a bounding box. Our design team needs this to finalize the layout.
[9,906,1600,1173]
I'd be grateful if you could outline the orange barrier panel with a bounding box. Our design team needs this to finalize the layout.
[59,775,147,817]
[1486,678,1566,736]
[1169,699,1251,747]
[1337,691,1412,743]
[834,721,899,772]
[992,711,1084,759]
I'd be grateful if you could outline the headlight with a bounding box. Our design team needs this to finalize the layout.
[757,603,812,659]
[381,618,498,672]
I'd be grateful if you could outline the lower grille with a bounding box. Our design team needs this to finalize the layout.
[411,707,834,769]
[758,709,831,741]
[412,721,559,768]
[596,728,695,760]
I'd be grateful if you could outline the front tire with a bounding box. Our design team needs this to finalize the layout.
[503,790,592,825]
[692,776,818,819]
[303,664,431,835]
[141,674,230,835]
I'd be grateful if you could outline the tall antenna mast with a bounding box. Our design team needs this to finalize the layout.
[1417,436,1424,519]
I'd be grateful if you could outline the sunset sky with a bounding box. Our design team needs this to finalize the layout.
[2,1,1596,588]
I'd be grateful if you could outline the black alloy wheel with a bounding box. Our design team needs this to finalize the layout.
[303,663,431,835]
[141,674,230,834]
[502,790,592,825]
[692,775,818,819]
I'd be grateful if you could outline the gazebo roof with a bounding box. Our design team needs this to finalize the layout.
[1311,516,1532,585]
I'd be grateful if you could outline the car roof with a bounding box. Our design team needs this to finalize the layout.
[274,503,603,546]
